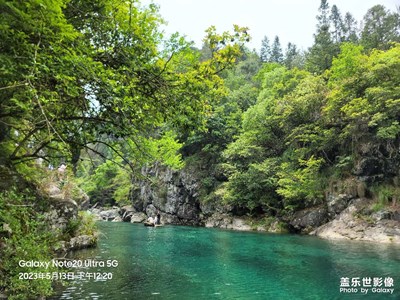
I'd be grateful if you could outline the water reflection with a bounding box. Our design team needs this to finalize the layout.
[51,222,400,300]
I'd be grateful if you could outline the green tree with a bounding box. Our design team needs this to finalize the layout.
[317,0,330,26]
[277,156,325,210]
[361,5,400,50]
[221,65,311,212]
[181,50,260,202]
[330,4,344,43]
[260,35,271,62]
[343,12,359,43]
[326,43,400,171]
[0,2,250,297]
[306,0,337,73]
[270,36,283,63]
[0,0,248,172]
[284,42,299,69]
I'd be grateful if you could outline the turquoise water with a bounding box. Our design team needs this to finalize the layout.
[53,222,400,299]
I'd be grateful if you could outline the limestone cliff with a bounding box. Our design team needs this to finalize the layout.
[105,164,257,231]
[121,162,400,243]
[81,153,400,244]
[130,164,203,225]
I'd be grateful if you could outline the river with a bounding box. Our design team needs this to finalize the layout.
[51,222,400,299]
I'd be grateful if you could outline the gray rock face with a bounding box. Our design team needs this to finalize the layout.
[68,235,97,251]
[290,207,328,233]
[311,199,400,244]
[130,165,245,227]
[126,164,400,241]
[205,213,252,231]
[128,165,287,232]
[326,193,352,218]
[132,165,201,225]
[41,184,98,252]
[44,199,78,231]
[130,212,147,223]
[120,205,136,222]
[99,208,120,221]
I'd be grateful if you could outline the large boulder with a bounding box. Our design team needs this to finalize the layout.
[177,203,199,221]
[99,208,120,221]
[205,213,233,228]
[227,218,252,231]
[67,235,97,251]
[44,198,78,231]
[290,206,328,233]
[130,212,147,223]
[120,205,136,222]
[326,193,352,218]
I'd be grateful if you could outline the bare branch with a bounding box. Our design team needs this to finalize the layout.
[0,82,28,91]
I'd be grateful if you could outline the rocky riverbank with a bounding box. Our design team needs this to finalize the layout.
[44,183,98,253]
[87,163,400,244]
[89,201,400,244]
[87,205,257,231]
[311,198,400,243]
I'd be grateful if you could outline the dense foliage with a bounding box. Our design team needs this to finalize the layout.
[0,189,58,299]
[216,43,400,215]
[0,0,248,297]
[1,0,399,297]
[0,0,247,169]
[182,1,400,217]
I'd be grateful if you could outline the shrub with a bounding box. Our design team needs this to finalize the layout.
[0,190,58,299]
